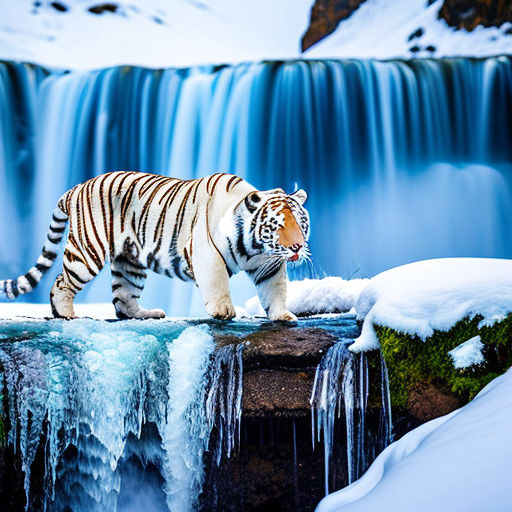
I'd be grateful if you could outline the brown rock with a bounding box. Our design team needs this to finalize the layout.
[439,0,512,31]
[242,369,315,416]
[407,381,462,423]
[301,0,368,52]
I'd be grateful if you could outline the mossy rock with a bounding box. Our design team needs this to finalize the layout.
[376,314,512,411]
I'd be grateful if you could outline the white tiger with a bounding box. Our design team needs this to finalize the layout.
[0,172,310,321]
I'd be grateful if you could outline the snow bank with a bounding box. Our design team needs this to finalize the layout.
[236,277,369,317]
[316,367,512,512]
[0,0,510,70]
[0,0,312,70]
[448,336,484,369]
[308,0,512,60]
[351,258,512,352]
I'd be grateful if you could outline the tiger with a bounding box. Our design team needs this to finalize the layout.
[0,171,310,321]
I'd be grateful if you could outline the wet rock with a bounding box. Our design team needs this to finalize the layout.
[242,369,315,416]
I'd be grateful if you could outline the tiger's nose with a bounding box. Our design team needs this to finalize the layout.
[290,243,303,253]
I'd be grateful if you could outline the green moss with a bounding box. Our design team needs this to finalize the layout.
[376,314,512,409]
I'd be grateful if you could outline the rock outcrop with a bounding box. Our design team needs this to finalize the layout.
[301,0,368,51]
[439,0,512,30]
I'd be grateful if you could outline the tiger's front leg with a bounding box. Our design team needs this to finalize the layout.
[252,261,297,322]
[111,255,165,320]
[192,247,235,320]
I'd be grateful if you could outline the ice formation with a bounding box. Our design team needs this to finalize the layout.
[351,258,512,352]
[316,368,512,512]
[310,342,392,494]
[0,320,244,511]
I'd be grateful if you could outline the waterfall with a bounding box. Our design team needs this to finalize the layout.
[310,342,392,494]
[1,57,512,315]
[0,319,244,511]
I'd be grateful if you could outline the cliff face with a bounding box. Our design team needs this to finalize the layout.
[301,0,368,51]
[301,0,512,52]
[439,0,512,30]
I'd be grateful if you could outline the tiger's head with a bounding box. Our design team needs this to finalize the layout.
[238,188,310,263]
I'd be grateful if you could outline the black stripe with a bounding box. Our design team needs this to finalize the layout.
[10,281,19,298]
[47,234,62,244]
[36,262,51,272]
[254,263,282,285]
[66,268,88,285]
[52,214,67,223]
[111,270,123,278]
[115,254,145,269]
[111,283,123,291]
[236,222,249,258]
[42,248,57,260]
[126,270,146,279]
[50,225,66,233]
[24,272,38,288]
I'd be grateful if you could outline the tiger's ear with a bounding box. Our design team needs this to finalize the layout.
[290,189,307,205]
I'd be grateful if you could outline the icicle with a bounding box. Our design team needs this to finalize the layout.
[310,342,394,494]
[205,343,244,466]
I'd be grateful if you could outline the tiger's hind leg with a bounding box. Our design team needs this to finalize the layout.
[50,243,105,319]
[111,256,165,319]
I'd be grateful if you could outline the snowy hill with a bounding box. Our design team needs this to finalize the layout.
[0,0,510,70]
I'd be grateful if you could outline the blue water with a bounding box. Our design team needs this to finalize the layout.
[1,58,511,314]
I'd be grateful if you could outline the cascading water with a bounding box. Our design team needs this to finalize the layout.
[1,57,512,314]
[0,320,244,512]
[310,342,392,494]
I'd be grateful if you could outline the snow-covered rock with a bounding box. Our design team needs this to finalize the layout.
[448,335,484,369]
[0,0,510,70]
[316,367,512,512]
[351,258,512,352]
[308,0,512,60]
[236,277,369,317]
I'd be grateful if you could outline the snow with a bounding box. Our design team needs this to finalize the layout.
[0,302,116,319]
[308,0,512,60]
[236,277,369,317]
[316,367,512,512]
[351,258,512,352]
[449,335,484,369]
[0,0,510,70]
[0,0,312,69]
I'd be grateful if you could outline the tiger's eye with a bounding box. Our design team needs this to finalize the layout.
[250,193,260,203]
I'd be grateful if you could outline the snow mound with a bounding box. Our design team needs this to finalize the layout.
[308,0,512,60]
[448,335,484,369]
[351,258,512,352]
[316,367,512,512]
[236,277,369,317]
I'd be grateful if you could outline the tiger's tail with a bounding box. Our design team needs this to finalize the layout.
[0,202,69,300]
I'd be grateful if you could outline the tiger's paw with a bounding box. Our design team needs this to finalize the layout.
[269,309,298,322]
[206,301,236,320]
[142,308,166,319]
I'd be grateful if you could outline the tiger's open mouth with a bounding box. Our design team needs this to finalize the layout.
[288,254,299,262]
